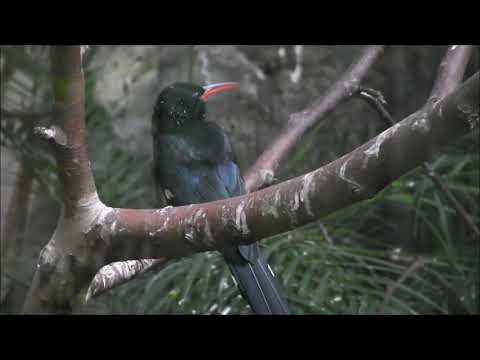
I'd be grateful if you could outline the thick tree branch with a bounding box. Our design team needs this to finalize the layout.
[46,47,97,214]
[23,46,107,313]
[103,73,478,263]
[244,45,386,191]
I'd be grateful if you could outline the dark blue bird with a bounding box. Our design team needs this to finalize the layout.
[152,82,290,314]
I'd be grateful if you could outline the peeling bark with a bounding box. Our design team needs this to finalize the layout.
[85,258,168,300]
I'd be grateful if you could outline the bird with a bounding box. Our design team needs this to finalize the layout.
[151,81,290,314]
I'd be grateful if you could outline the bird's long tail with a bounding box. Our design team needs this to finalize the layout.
[222,243,290,315]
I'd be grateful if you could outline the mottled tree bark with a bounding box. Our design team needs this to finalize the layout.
[103,74,478,262]
[23,46,104,313]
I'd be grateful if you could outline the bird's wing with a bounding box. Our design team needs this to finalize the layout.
[182,160,245,204]
[154,124,245,205]
[155,159,244,208]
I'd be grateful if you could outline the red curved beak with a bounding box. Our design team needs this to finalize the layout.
[201,82,240,102]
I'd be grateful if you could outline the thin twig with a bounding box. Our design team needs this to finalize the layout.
[244,45,386,191]
[423,163,480,237]
[354,87,395,127]
[380,257,426,314]
[318,222,333,245]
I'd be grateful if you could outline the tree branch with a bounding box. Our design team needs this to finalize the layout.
[244,45,386,192]
[103,73,478,264]
[353,87,395,127]
[23,46,106,313]
[380,257,426,314]
[85,258,169,301]
[47,47,98,214]
[428,45,474,103]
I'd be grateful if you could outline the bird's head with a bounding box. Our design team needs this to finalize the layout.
[152,81,240,133]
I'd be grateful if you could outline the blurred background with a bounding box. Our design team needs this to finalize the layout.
[1,45,478,314]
